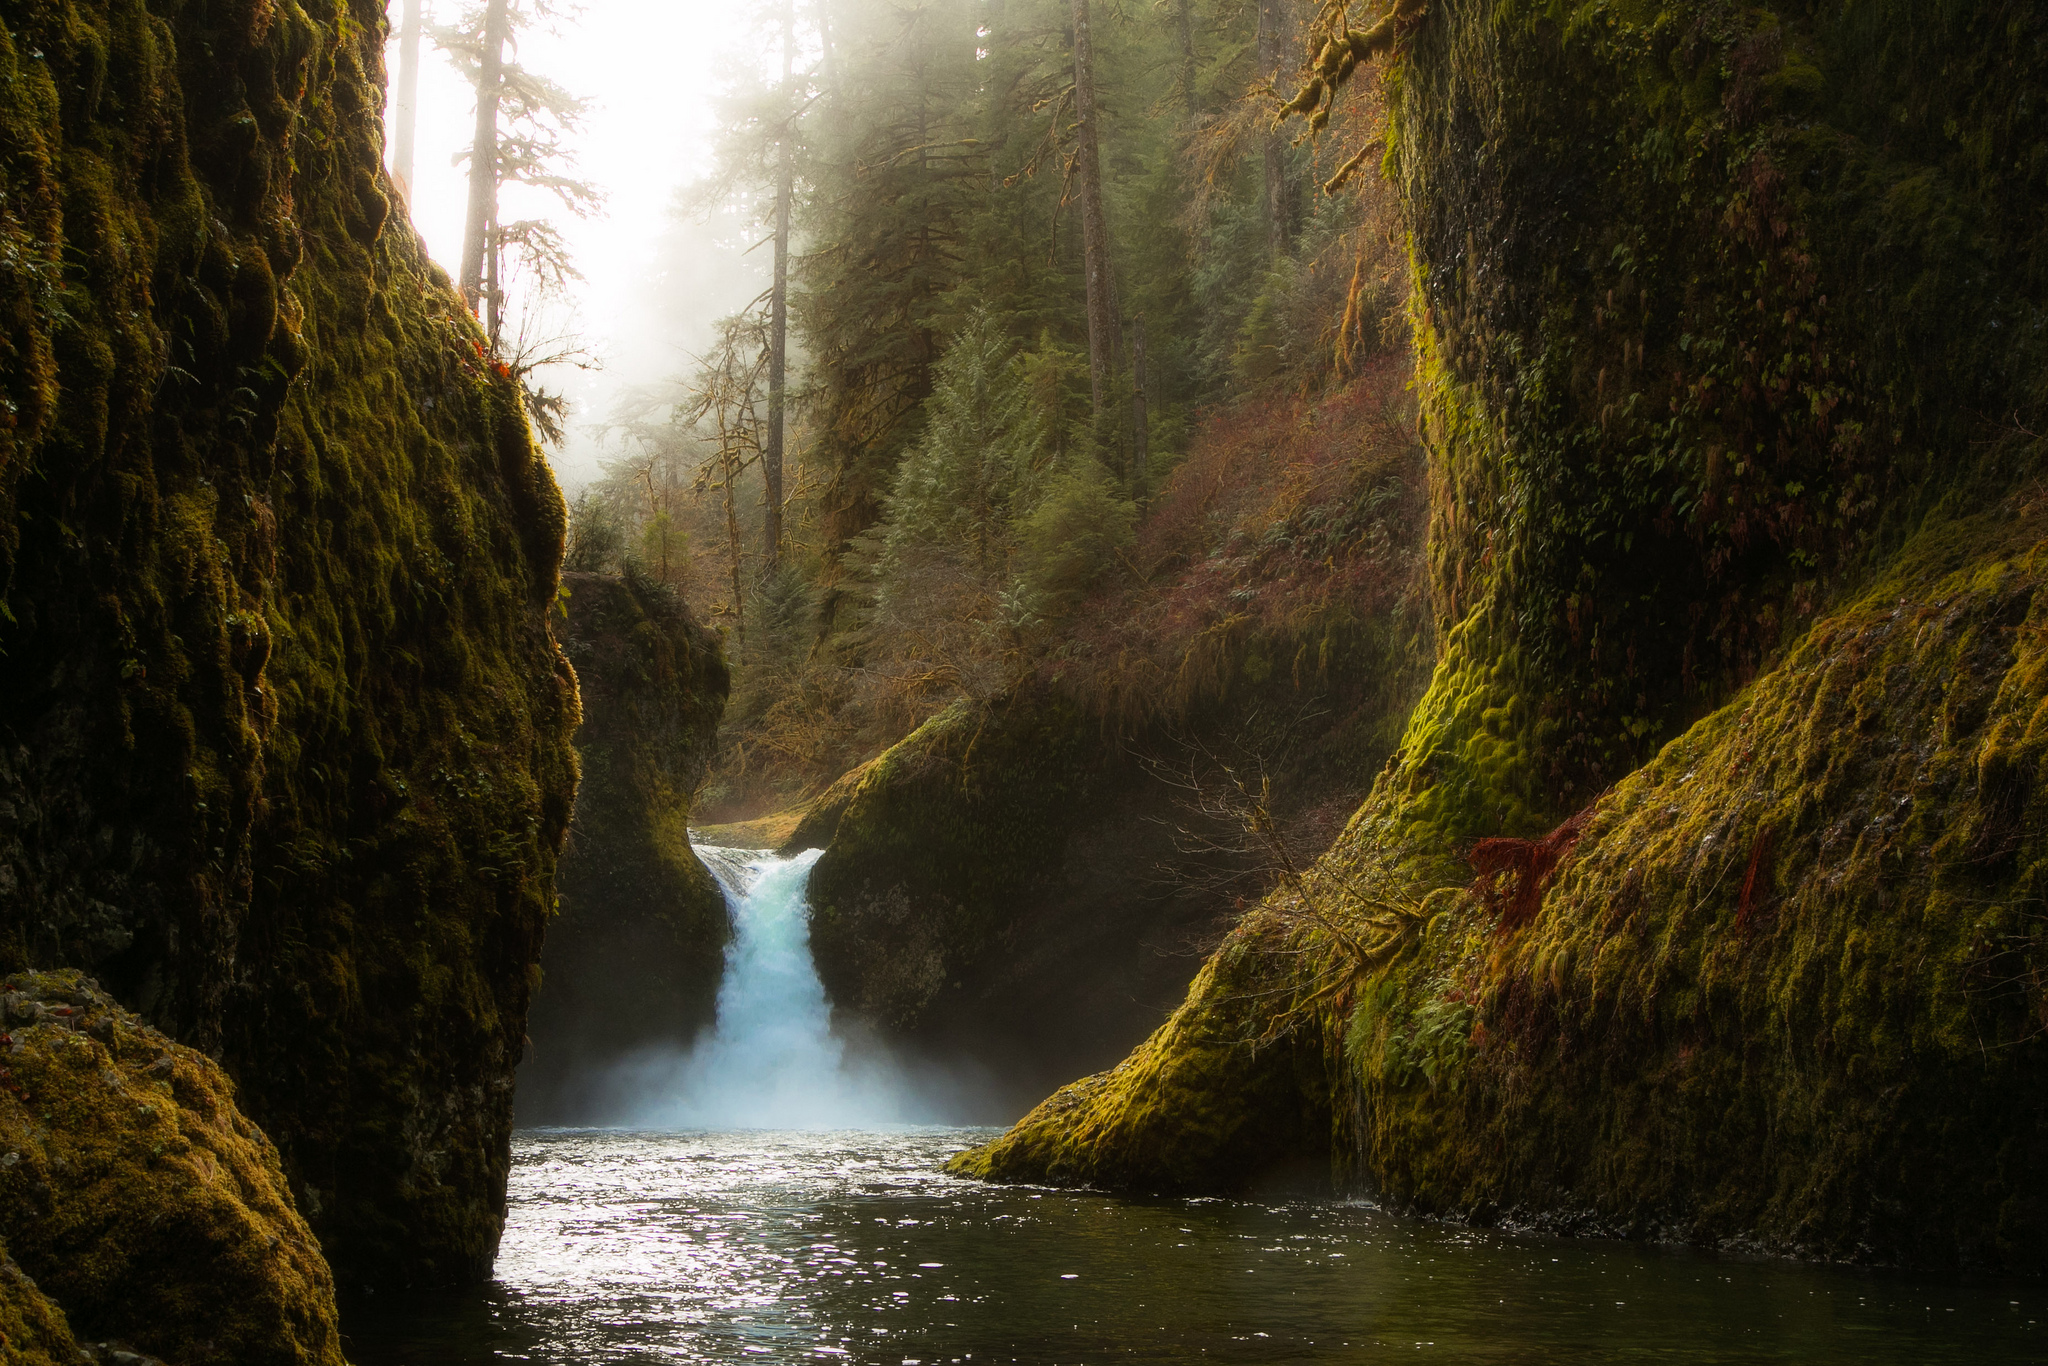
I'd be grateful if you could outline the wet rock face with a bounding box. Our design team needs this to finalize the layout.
[518,571,730,1124]
[0,1,577,1287]
[0,970,344,1366]
[803,685,1395,1115]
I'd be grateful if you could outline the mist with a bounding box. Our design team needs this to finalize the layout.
[561,847,1007,1131]
[384,0,773,489]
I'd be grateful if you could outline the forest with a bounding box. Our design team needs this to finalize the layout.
[0,0,2043,1361]
[544,0,1419,827]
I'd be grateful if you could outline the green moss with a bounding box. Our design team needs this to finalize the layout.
[947,929,1342,1192]
[0,1,579,1287]
[1341,499,2048,1264]
[1388,0,2048,817]
[0,1239,82,1366]
[960,0,2048,1270]
[808,691,1106,1030]
[0,970,343,1365]
[519,569,729,1123]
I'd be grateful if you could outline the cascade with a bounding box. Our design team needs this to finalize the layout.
[625,846,925,1129]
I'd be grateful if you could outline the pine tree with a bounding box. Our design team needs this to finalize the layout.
[433,0,598,343]
[390,0,424,198]
[881,307,1047,582]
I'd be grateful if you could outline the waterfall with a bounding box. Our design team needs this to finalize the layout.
[627,846,926,1129]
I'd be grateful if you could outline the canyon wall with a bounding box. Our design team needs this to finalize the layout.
[957,0,2048,1272]
[0,0,578,1294]
[519,568,729,1124]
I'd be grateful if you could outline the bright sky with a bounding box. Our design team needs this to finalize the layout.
[384,0,768,488]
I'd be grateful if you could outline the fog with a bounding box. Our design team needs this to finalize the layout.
[382,0,774,489]
[574,847,1005,1131]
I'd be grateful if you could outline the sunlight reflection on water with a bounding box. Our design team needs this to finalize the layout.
[343,1127,2047,1365]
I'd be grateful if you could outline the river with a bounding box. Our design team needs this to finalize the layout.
[342,850,2044,1364]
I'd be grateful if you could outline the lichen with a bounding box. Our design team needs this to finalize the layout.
[0,970,343,1366]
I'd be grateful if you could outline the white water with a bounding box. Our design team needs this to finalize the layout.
[613,846,978,1129]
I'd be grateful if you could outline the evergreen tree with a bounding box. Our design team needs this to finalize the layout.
[433,0,598,344]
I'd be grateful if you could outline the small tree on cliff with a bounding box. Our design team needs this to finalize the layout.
[433,0,599,345]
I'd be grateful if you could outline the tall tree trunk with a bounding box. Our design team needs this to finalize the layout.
[1174,0,1198,117]
[1070,0,1116,425]
[1130,313,1149,486]
[486,200,502,345]
[814,0,837,95]
[1256,0,1287,256]
[459,0,511,314]
[392,0,423,198]
[765,0,795,567]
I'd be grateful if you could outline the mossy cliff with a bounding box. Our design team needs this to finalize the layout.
[519,570,728,1124]
[0,970,343,1365]
[805,689,1156,1102]
[955,0,2048,1271]
[0,0,577,1290]
[807,620,1430,1108]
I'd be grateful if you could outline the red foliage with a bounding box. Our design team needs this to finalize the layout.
[1047,356,1423,724]
[1737,826,1776,931]
[1469,804,1599,932]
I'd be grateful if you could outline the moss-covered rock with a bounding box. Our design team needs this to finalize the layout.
[957,0,2048,1271]
[0,970,342,1365]
[1339,499,2048,1266]
[811,634,1429,1106]
[518,570,729,1123]
[811,688,1217,1104]
[0,1,577,1287]
[1394,0,2048,811]
[0,1239,82,1366]
[943,931,1341,1192]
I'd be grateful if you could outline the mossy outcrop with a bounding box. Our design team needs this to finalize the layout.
[809,632,1429,1107]
[519,570,729,1123]
[956,0,2048,1271]
[806,690,1164,1101]
[0,0,577,1289]
[0,970,342,1365]
[0,1240,81,1366]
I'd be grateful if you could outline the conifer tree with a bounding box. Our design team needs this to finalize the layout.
[1069,0,1117,429]
[434,0,598,343]
[391,0,424,197]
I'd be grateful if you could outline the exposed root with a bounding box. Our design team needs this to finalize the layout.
[1467,802,1599,932]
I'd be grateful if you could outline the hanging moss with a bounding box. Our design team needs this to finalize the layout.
[0,970,344,1365]
[0,0,578,1289]
[519,569,729,1123]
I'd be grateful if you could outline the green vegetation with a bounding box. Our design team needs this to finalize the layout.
[573,0,1412,823]
[0,0,577,1289]
[0,1240,81,1366]
[953,0,2048,1272]
[549,0,1430,1086]
[0,970,345,1366]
